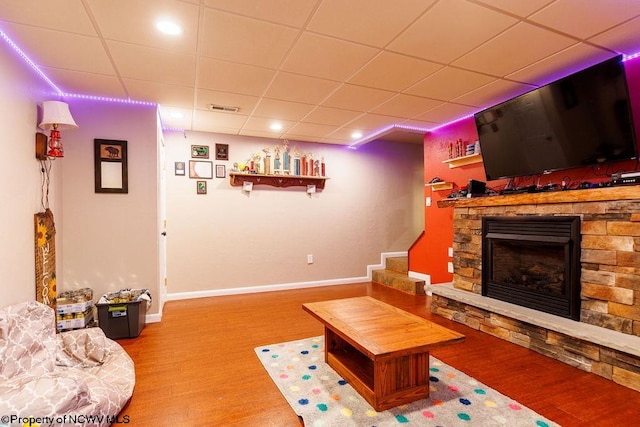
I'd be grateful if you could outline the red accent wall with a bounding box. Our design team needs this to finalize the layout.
[410,57,640,284]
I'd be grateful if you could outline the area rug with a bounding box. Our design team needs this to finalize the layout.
[255,336,559,426]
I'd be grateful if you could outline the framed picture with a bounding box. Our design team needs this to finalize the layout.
[215,143,229,160]
[175,162,185,176]
[94,139,128,193]
[196,180,207,194]
[191,145,209,158]
[189,160,213,179]
[216,164,226,178]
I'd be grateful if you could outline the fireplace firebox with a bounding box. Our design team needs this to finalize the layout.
[482,216,581,320]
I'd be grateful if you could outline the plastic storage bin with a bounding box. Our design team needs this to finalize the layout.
[97,300,146,339]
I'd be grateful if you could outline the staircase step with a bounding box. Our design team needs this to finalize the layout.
[372,269,425,296]
[385,256,408,274]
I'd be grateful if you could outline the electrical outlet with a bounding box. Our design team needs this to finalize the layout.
[448,247,453,257]
[447,262,454,273]
[426,197,432,207]
[307,254,313,264]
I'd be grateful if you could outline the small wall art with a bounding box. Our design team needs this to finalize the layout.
[189,160,213,179]
[215,143,229,160]
[191,145,209,158]
[196,180,207,194]
[175,162,185,176]
[94,139,128,193]
[216,164,226,178]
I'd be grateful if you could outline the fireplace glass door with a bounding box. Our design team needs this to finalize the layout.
[482,216,581,320]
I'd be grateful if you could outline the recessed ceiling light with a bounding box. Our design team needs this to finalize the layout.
[156,20,182,35]
[351,131,363,139]
[270,123,283,131]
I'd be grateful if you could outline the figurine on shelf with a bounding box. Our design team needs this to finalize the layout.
[283,140,290,175]
[263,147,271,175]
[274,145,281,174]
[314,159,320,176]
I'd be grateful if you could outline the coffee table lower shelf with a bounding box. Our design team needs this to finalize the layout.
[325,328,430,411]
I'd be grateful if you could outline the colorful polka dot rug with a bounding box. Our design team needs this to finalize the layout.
[255,336,559,426]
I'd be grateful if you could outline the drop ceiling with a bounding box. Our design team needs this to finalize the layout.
[1,0,640,145]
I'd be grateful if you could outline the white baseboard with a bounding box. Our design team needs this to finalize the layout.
[167,251,407,302]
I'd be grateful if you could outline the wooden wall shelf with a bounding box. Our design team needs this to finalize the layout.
[425,181,453,191]
[229,172,328,189]
[442,153,483,168]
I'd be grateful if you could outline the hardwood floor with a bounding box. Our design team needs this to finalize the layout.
[117,283,640,426]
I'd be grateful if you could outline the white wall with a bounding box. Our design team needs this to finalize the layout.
[164,131,423,295]
[0,39,61,306]
[60,100,160,315]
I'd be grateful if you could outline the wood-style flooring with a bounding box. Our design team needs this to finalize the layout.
[117,283,640,426]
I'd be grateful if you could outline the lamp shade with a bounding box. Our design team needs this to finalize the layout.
[38,101,78,130]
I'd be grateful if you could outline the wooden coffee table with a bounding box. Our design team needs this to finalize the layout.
[302,296,465,411]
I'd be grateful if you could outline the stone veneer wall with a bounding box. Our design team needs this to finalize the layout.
[433,189,640,392]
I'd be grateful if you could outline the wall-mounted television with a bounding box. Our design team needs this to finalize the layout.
[474,55,637,181]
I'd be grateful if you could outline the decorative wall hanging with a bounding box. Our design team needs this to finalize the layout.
[215,143,229,160]
[216,164,226,178]
[197,180,207,194]
[191,145,209,158]
[189,160,213,179]
[175,161,185,176]
[94,139,128,193]
[34,209,56,309]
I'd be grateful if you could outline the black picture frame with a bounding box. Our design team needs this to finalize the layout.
[94,139,128,193]
[215,143,229,160]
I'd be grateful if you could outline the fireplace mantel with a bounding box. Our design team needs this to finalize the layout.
[438,185,640,208]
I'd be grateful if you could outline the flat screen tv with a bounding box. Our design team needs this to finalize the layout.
[474,55,637,181]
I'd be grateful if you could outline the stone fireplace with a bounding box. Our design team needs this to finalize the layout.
[482,216,581,320]
[428,186,640,392]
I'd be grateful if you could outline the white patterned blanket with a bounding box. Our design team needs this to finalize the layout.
[0,301,134,426]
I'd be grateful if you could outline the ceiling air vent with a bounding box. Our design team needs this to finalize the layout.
[208,104,239,113]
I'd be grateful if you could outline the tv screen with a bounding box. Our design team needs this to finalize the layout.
[475,55,637,181]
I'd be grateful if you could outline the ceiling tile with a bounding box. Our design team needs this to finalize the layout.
[348,51,443,92]
[413,102,477,123]
[43,67,126,98]
[589,16,640,56]
[281,33,378,81]
[302,106,363,127]
[451,79,534,108]
[399,118,438,128]
[264,72,341,104]
[200,9,299,68]
[124,79,194,107]
[321,84,395,112]
[252,98,316,121]
[453,22,577,77]
[1,22,114,74]
[529,0,640,40]
[241,116,295,134]
[195,89,259,114]
[506,43,615,86]
[0,0,95,35]
[405,67,494,101]
[87,0,199,54]
[472,0,554,17]
[372,94,443,118]
[307,0,435,47]
[197,57,275,96]
[192,109,247,133]
[158,105,193,130]
[203,0,318,28]
[344,113,401,131]
[284,122,336,139]
[107,41,196,86]
[388,0,518,63]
